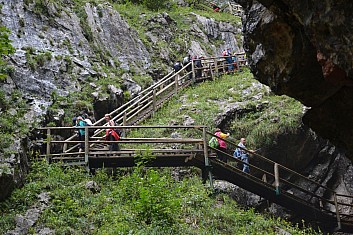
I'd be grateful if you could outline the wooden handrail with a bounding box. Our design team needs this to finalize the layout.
[38,124,353,227]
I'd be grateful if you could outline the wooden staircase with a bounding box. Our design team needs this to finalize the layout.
[37,55,353,232]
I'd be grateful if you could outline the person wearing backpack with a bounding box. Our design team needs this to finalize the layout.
[75,116,86,152]
[214,128,230,163]
[182,55,192,80]
[103,114,120,151]
[235,138,254,173]
[83,114,95,137]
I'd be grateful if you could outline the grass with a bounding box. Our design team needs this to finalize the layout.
[0,160,321,234]
[133,68,303,150]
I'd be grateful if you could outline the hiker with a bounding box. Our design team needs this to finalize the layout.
[173,61,182,85]
[72,116,77,126]
[211,2,220,12]
[222,48,234,72]
[214,128,230,163]
[75,116,86,152]
[83,113,95,137]
[183,55,192,80]
[234,138,254,173]
[173,61,182,73]
[232,53,238,71]
[194,56,203,78]
[103,114,120,151]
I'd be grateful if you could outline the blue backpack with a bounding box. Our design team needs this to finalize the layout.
[233,148,241,159]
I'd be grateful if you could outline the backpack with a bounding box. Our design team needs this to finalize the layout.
[83,119,95,137]
[209,137,219,148]
[112,121,123,137]
[183,56,190,65]
[233,148,241,159]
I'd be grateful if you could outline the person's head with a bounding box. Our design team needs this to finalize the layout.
[104,114,111,121]
[215,128,221,133]
[240,138,246,144]
[77,116,83,121]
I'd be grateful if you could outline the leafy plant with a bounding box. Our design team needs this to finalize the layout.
[0,160,321,234]
[0,26,15,81]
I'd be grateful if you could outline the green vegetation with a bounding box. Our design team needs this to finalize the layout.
[0,26,15,81]
[136,69,303,150]
[0,160,320,234]
[0,2,311,234]
[0,26,31,152]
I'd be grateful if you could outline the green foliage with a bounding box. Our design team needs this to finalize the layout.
[134,69,303,151]
[0,26,15,81]
[24,48,52,70]
[32,0,62,17]
[131,74,153,88]
[134,149,156,167]
[0,161,321,234]
[0,89,30,151]
[119,0,169,11]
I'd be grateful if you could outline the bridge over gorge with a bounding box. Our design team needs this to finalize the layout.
[36,125,353,233]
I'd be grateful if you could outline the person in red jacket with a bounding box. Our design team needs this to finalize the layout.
[214,128,230,162]
[104,114,120,151]
[211,2,220,12]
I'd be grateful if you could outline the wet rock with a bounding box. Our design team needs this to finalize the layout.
[85,181,100,193]
[240,0,353,159]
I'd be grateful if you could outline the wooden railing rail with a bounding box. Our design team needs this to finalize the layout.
[39,124,353,229]
[63,56,246,152]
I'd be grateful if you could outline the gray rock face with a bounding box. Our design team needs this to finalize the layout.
[0,139,29,201]
[214,95,353,221]
[1,1,151,120]
[0,1,244,202]
[5,192,51,235]
[239,0,353,160]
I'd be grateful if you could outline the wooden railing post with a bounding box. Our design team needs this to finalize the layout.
[262,173,271,209]
[153,88,157,113]
[262,173,267,183]
[123,112,127,126]
[174,75,178,94]
[191,60,196,84]
[214,58,218,77]
[85,126,89,168]
[334,193,342,230]
[46,128,51,162]
[63,132,67,152]
[202,127,213,189]
[274,163,280,195]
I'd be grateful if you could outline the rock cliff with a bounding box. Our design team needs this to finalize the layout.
[0,0,243,200]
[238,0,353,160]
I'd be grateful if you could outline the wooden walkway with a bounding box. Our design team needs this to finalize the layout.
[62,55,246,153]
[36,55,353,233]
[37,125,353,233]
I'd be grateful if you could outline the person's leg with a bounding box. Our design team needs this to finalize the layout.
[216,147,223,161]
[112,142,120,151]
[218,147,227,163]
[79,134,84,151]
[241,154,250,173]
